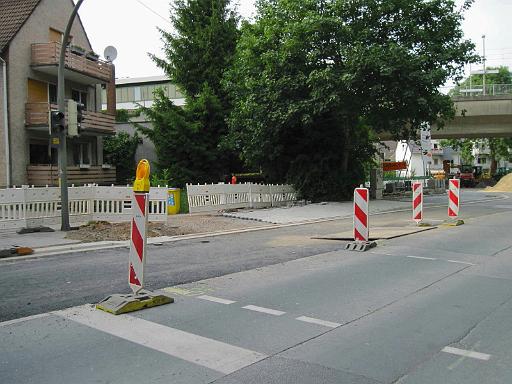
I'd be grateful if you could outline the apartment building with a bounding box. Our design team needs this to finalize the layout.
[101,76,184,165]
[0,0,116,187]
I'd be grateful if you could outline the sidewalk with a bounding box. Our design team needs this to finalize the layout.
[0,230,81,250]
[222,189,500,224]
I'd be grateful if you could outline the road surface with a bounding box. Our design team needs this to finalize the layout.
[1,194,512,383]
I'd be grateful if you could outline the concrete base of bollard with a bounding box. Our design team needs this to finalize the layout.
[345,241,377,252]
[96,290,173,315]
[442,219,465,227]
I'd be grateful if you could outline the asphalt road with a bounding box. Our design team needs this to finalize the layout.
[0,197,500,322]
[2,194,512,383]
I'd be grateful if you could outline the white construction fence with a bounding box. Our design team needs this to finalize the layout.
[186,183,297,213]
[0,185,167,231]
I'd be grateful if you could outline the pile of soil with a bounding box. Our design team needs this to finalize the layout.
[65,214,270,242]
[485,173,512,192]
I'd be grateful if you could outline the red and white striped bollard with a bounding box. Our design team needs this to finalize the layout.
[354,188,369,241]
[129,192,149,294]
[412,182,423,223]
[448,178,460,218]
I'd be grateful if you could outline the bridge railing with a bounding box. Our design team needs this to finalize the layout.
[450,84,512,98]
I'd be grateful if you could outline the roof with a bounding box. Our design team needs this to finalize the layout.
[116,75,171,86]
[0,0,41,53]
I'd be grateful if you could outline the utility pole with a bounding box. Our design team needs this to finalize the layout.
[57,0,84,231]
[482,34,486,96]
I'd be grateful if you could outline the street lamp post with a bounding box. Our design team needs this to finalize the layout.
[482,34,486,96]
[57,0,85,231]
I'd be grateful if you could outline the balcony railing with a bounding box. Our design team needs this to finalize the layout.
[27,165,116,186]
[450,84,512,99]
[25,102,115,134]
[31,42,112,83]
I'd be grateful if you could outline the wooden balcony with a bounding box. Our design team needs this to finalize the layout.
[27,165,116,186]
[25,102,115,134]
[31,42,113,84]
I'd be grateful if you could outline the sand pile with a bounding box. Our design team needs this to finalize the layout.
[485,173,512,192]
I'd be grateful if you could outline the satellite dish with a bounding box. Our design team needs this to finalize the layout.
[104,46,117,62]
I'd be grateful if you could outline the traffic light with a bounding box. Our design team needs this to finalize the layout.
[68,100,85,137]
[50,110,65,134]
[67,99,78,137]
[77,102,84,131]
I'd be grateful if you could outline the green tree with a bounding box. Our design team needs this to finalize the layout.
[142,0,241,184]
[103,132,140,184]
[225,0,476,200]
[151,0,239,99]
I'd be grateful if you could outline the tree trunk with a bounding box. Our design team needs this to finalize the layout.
[491,158,498,175]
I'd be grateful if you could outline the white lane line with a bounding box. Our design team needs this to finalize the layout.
[442,346,491,361]
[446,259,476,266]
[407,255,437,261]
[0,313,50,327]
[197,295,236,305]
[296,316,341,328]
[55,305,266,374]
[242,305,285,316]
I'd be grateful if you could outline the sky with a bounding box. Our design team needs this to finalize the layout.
[78,0,512,85]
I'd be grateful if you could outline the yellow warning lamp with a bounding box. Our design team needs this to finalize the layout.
[133,159,151,193]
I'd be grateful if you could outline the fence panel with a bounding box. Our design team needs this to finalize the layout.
[0,185,167,230]
[187,183,296,213]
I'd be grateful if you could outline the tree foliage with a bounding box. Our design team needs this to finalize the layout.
[141,0,241,185]
[225,0,476,200]
[151,0,239,98]
[103,132,140,184]
[137,86,229,186]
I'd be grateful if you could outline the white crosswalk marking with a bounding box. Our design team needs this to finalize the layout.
[55,305,267,374]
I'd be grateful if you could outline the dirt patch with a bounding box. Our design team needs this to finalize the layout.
[485,173,512,192]
[65,215,271,242]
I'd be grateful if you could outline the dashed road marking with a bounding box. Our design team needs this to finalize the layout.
[442,346,491,361]
[446,259,476,266]
[242,305,286,316]
[407,255,437,261]
[55,305,267,374]
[296,316,341,328]
[197,295,236,305]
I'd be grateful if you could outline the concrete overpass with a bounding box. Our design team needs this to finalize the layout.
[431,95,512,139]
[378,92,512,140]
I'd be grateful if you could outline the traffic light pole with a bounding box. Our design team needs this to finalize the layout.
[57,0,84,231]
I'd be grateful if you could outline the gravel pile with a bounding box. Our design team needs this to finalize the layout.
[485,173,512,192]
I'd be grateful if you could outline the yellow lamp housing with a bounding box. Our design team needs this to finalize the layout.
[133,159,151,192]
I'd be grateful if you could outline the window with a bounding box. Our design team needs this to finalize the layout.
[72,142,91,166]
[29,143,57,165]
[49,83,57,104]
[434,158,439,165]
[477,157,487,164]
[71,89,87,110]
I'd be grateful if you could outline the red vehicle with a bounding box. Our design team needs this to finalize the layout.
[458,165,476,187]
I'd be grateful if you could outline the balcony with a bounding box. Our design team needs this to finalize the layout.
[31,42,113,84]
[27,165,116,186]
[25,102,115,135]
